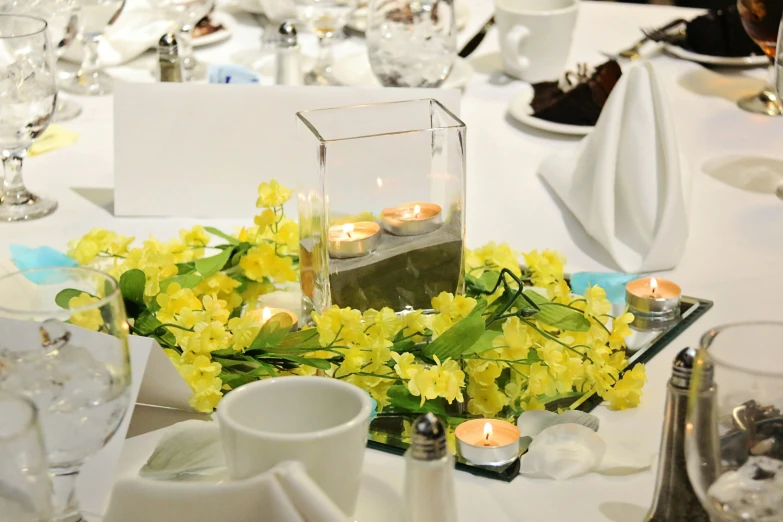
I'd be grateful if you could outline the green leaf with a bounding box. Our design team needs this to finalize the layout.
[387,385,447,415]
[194,248,234,278]
[160,273,204,292]
[220,371,257,390]
[134,311,176,346]
[257,354,331,370]
[523,291,590,332]
[248,313,294,350]
[55,288,86,309]
[462,330,502,355]
[391,339,416,353]
[466,270,502,294]
[276,329,321,351]
[176,262,196,275]
[120,269,146,305]
[204,227,240,245]
[422,313,485,361]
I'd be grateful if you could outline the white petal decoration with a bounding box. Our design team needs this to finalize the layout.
[139,420,227,480]
[519,424,606,480]
[595,442,652,476]
[548,410,600,432]
[516,410,557,438]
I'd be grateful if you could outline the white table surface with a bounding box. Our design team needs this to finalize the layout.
[3,0,783,520]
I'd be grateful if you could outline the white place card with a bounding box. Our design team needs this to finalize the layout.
[114,84,461,218]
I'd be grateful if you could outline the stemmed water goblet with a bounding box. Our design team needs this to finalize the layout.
[61,0,126,96]
[293,0,357,85]
[148,0,215,81]
[686,322,783,521]
[0,267,132,522]
[736,0,783,115]
[367,0,457,87]
[0,14,58,222]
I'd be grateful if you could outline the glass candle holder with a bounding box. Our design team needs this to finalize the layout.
[296,99,466,320]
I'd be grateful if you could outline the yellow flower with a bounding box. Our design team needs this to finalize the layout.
[179,226,210,247]
[391,352,420,379]
[608,311,634,351]
[68,293,103,331]
[67,228,135,264]
[188,378,223,413]
[401,310,429,337]
[498,317,532,360]
[605,364,646,410]
[469,360,502,387]
[431,292,477,320]
[239,244,277,282]
[156,283,202,318]
[201,295,230,325]
[364,307,402,339]
[583,285,612,320]
[466,242,521,277]
[523,249,565,288]
[466,379,507,417]
[407,367,439,407]
[432,356,465,404]
[273,220,299,252]
[430,313,453,338]
[528,363,558,397]
[519,394,546,411]
[254,209,276,229]
[256,180,294,208]
[185,321,232,355]
[585,362,620,396]
[228,315,262,351]
[241,281,276,310]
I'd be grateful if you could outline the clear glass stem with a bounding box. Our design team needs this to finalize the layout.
[1,150,30,206]
[766,62,780,104]
[51,469,82,522]
[78,35,101,82]
[314,34,334,74]
[179,25,195,71]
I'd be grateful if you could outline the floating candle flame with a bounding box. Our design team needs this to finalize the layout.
[650,277,658,296]
[413,204,421,217]
[483,422,493,446]
[262,307,272,322]
[376,177,383,188]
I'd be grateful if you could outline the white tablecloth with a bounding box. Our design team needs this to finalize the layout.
[3,0,783,520]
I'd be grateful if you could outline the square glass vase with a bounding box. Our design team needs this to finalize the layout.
[296,99,467,322]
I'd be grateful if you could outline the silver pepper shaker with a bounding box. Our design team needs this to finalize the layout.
[644,347,715,522]
[158,33,183,83]
[403,413,458,522]
[275,22,302,86]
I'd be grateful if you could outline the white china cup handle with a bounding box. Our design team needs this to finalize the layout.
[504,25,530,71]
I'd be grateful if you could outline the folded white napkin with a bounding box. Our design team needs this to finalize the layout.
[258,0,297,22]
[63,9,173,66]
[104,421,347,522]
[539,61,690,273]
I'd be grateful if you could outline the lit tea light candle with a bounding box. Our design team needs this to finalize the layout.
[246,306,299,327]
[327,221,381,259]
[625,277,682,331]
[455,419,520,466]
[381,202,442,236]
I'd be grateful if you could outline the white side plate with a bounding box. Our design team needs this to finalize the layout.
[192,12,235,47]
[663,43,768,66]
[507,84,593,136]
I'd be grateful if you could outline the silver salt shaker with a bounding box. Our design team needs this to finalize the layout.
[403,413,458,522]
[158,33,183,83]
[275,22,302,86]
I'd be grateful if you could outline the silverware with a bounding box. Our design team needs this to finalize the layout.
[603,18,688,61]
[458,16,494,58]
[642,24,687,45]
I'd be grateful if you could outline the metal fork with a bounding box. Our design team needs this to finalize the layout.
[603,18,688,61]
[642,24,687,45]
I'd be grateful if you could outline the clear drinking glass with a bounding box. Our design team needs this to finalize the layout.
[148,0,215,81]
[686,322,783,521]
[737,0,783,115]
[0,267,132,522]
[293,0,357,85]
[367,0,456,87]
[776,11,782,100]
[61,0,125,96]
[0,14,58,222]
[0,392,53,522]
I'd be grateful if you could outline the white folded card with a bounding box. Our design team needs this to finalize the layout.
[113,84,461,218]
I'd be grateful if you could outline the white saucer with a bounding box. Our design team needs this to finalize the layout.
[220,0,265,15]
[507,84,593,136]
[348,1,469,33]
[663,43,768,67]
[192,12,235,47]
[111,426,405,522]
[331,54,473,89]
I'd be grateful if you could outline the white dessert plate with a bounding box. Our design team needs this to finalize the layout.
[348,1,469,33]
[663,43,768,66]
[109,425,405,522]
[331,54,473,89]
[220,0,266,15]
[192,12,235,47]
[507,84,593,136]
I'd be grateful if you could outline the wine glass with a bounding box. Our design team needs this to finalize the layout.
[147,0,215,81]
[686,322,783,521]
[293,0,357,85]
[0,14,58,222]
[61,0,125,96]
[367,0,456,88]
[737,0,783,115]
[0,392,53,522]
[0,267,132,522]
[776,10,782,100]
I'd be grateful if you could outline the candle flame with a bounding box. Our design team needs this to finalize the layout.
[414,204,421,217]
[650,277,658,295]
[483,422,493,441]
[262,307,272,322]
[342,223,354,239]
[376,177,383,188]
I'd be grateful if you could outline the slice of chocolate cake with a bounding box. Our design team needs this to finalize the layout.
[684,5,763,57]
[531,60,622,127]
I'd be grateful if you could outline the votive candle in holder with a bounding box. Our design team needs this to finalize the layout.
[455,419,520,466]
[380,202,442,236]
[245,306,299,327]
[625,277,682,330]
[328,222,382,259]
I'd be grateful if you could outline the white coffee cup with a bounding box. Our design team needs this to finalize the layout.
[217,376,372,517]
[495,0,579,83]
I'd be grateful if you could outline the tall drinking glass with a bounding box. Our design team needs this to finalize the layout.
[148,0,215,81]
[776,11,782,99]
[0,267,132,522]
[293,0,357,85]
[367,0,457,87]
[0,15,58,222]
[61,0,125,96]
[686,322,783,521]
[737,0,783,115]
[0,392,53,522]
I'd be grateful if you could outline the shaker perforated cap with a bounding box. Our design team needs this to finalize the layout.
[158,33,178,55]
[671,346,713,390]
[278,22,297,47]
[410,413,447,460]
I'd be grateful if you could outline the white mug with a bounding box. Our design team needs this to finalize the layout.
[217,376,372,517]
[495,0,579,83]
